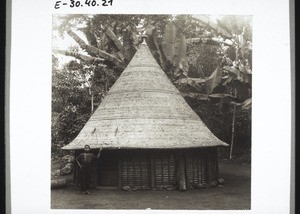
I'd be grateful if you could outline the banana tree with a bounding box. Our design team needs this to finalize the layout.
[166,15,252,159]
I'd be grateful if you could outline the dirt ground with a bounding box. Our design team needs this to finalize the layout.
[51,159,251,210]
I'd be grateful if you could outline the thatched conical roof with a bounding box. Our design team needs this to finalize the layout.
[62,41,228,150]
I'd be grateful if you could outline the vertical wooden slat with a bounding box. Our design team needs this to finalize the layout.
[192,153,195,183]
[139,158,142,186]
[197,152,200,183]
[183,151,187,188]
[160,153,163,185]
[118,152,122,190]
[151,151,155,189]
[216,149,219,178]
[185,151,188,186]
[167,154,170,183]
[184,150,189,188]
[133,160,136,185]
[126,156,129,185]
[207,150,211,183]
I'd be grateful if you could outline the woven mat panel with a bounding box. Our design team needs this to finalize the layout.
[121,151,151,188]
[153,151,175,189]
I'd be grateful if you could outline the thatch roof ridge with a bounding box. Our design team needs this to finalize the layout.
[62,42,228,150]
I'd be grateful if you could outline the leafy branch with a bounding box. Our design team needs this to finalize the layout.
[67,29,126,70]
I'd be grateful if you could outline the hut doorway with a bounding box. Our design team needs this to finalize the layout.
[97,150,118,187]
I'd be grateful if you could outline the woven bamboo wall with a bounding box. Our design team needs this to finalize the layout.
[73,148,219,190]
[186,148,218,188]
[120,150,151,188]
[153,151,176,189]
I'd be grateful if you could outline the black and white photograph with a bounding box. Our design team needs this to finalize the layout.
[51,14,252,210]
[7,0,293,213]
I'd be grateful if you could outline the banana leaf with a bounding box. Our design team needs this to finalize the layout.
[241,98,252,110]
[53,49,104,64]
[67,29,126,70]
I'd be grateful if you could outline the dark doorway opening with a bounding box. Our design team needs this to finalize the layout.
[97,150,118,187]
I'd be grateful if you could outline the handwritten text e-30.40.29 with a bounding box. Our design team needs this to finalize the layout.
[54,0,113,9]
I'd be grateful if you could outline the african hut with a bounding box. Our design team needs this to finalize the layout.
[62,38,228,191]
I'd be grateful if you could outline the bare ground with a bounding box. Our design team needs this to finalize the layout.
[51,159,250,210]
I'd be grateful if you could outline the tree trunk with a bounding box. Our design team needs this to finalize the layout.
[229,105,236,159]
[229,89,238,159]
[91,93,94,114]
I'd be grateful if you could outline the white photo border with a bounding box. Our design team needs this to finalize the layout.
[9,0,291,213]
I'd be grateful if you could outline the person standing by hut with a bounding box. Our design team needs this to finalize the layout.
[76,145,102,195]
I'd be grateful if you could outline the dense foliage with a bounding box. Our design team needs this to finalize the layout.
[52,14,252,159]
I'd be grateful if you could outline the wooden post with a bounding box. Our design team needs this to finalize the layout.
[177,153,187,191]
[184,150,190,189]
